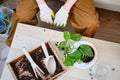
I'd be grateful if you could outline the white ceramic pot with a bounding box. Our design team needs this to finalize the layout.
[71,41,97,69]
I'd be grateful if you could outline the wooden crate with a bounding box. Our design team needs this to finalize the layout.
[7,41,66,80]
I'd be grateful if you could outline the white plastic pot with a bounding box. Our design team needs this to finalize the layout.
[71,41,97,69]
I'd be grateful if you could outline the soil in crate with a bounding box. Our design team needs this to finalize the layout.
[9,43,65,80]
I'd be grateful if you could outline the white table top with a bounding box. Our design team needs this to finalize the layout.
[1,23,120,80]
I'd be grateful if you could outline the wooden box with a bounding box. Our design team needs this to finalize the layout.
[7,41,66,80]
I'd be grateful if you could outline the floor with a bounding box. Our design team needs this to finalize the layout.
[0,0,120,77]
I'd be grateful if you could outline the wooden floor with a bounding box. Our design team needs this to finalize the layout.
[0,0,120,43]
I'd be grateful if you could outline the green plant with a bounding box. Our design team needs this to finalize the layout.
[58,31,94,66]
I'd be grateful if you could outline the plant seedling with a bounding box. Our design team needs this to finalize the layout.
[58,31,94,66]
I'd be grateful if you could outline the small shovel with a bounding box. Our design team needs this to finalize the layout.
[40,40,56,74]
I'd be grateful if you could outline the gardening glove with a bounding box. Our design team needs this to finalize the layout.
[38,3,54,24]
[54,6,69,27]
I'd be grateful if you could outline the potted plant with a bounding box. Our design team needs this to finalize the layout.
[58,31,97,69]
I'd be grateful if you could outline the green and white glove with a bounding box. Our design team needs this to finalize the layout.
[54,7,69,27]
[38,3,54,24]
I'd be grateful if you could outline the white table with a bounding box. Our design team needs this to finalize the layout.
[1,23,120,80]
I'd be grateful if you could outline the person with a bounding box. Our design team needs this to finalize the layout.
[6,0,99,47]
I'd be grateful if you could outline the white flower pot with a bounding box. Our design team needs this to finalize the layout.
[71,41,97,69]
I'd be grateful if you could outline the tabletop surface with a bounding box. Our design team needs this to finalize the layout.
[1,23,120,80]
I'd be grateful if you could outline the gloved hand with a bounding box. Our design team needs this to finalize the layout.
[38,3,54,24]
[54,7,69,27]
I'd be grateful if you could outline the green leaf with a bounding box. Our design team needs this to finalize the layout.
[80,44,94,57]
[64,56,76,66]
[64,47,69,53]
[69,51,81,58]
[64,51,81,66]
[64,31,71,41]
[70,33,82,41]
[63,31,82,41]
[58,41,67,50]
[78,49,86,60]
